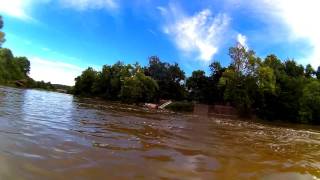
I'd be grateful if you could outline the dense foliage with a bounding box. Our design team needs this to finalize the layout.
[0,48,30,83]
[144,56,186,100]
[74,43,320,124]
[121,70,159,103]
[73,62,159,103]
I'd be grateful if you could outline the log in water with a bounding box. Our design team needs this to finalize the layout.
[0,86,319,179]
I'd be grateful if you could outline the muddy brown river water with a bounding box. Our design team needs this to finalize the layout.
[0,86,319,179]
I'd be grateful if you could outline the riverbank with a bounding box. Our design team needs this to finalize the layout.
[73,95,320,128]
[2,83,319,127]
[0,81,71,94]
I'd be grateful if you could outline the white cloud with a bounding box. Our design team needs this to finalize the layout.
[246,0,320,67]
[237,33,247,49]
[274,0,320,68]
[59,0,118,11]
[161,5,230,62]
[29,57,83,86]
[0,0,32,20]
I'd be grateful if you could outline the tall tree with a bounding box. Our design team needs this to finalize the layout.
[221,44,260,115]
[74,67,98,95]
[228,43,256,75]
[145,56,186,100]
[0,49,31,83]
[210,61,227,82]
[208,61,226,103]
[14,57,30,76]
[305,64,315,78]
[186,70,209,103]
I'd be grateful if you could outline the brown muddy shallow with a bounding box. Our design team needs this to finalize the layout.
[0,86,319,180]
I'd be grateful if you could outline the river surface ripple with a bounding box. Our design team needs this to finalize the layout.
[0,86,319,180]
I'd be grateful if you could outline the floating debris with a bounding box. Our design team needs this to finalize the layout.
[92,142,110,148]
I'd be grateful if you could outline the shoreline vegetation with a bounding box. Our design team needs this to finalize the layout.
[72,50,320,124]
[71,51,320,125]
[1,15,320,124]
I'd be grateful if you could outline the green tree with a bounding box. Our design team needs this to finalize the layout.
[145,56,186,100]
[305,64,315,78]
[284,60,304,77]
[0,16,5,47]
[186,70,209,103]
[74,67,98,95]
[14,57,30,76]
[0,48,14,63]
[91,62,133,99]
[220,69,256,116]
[221,44,260,116]
[299,80,320,124]
[120,70,158,103]
[92,65,112,97]
[209,61,226,103]
[257,66,276,93]
[0,49,31,84]
[228,43,256,75]
[210,61,223,78]
[254,57,279,119]
[0,48,22,81]
[263,54,285,78]
[254,55,309,121]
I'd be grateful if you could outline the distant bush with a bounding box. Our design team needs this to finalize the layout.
[165,101,194,112]
[27,79,56,90]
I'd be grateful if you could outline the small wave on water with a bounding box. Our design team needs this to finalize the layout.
[0,86,319,179]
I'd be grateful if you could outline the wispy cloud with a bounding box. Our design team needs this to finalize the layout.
[160,4,230,62]
[59,0,118,11]
[240,0,320,67]
[269,0,320,67]
[237,33,247,49]
[29,57,83,86]
[147,28,157,36]
[41,47,51,52]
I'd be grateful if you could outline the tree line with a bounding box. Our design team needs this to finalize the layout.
[73,44,320,124]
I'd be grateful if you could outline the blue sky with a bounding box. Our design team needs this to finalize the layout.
[0,0,319,85]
